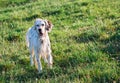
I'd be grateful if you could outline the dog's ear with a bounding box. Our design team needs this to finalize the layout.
[33,25,36,30]
[45,20,53,32]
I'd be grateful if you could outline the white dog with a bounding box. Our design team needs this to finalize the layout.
[26,18,53,73]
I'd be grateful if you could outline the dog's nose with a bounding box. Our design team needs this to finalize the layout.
[38,29,41,32]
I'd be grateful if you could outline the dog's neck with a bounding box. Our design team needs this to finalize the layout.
[39,32,48,44]
[39,37,45,44]
[41,39,44,44]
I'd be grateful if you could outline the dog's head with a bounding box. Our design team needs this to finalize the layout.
[34,18,53,37]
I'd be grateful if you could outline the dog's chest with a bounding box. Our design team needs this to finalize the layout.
[39,39,48,52]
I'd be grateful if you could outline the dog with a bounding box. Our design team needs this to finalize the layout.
[26,18,53,73]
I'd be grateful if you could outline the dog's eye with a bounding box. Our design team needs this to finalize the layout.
[36,25,40,27]
[41,24,44,26]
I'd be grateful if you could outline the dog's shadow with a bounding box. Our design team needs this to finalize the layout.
[15,58,57,81]
[0,55,57,82]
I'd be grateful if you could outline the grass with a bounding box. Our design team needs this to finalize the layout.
[0,0,120,82]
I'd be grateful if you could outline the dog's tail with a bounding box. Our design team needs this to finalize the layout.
[26,28,31,47]
[26,32,29,47]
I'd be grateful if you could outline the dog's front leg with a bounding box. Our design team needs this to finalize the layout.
[35,49,42,73]
[29,47,34,66]
[48,54,53,69]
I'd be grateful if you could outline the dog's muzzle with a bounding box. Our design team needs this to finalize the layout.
[38,29,43,36]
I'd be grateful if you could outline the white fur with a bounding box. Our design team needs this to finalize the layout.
[26,18,53,73]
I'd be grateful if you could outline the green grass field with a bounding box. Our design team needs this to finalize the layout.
[0,0,120,82]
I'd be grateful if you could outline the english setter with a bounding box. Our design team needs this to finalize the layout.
[26,18,53,73]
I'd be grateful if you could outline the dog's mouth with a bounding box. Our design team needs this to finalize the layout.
[38,29,43,36]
